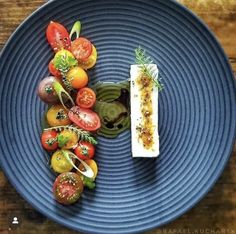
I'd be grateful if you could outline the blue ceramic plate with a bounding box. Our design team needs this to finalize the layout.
[0,0,235,233]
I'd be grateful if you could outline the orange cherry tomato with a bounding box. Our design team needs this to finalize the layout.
[66,67,88,89]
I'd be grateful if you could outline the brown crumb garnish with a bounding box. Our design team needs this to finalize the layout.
[136,73,155,150]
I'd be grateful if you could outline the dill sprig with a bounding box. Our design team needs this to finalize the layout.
[135,47,163,90]
[44,125,98,145]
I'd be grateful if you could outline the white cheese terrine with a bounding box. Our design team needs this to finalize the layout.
[130,64,159,157]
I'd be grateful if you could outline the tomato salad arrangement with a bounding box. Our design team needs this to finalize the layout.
[37,21,100,205]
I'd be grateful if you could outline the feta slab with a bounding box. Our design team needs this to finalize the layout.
[130,64,159,157]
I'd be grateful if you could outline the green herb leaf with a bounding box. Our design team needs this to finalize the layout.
[70,21,81,39]
[53,52,78,77]
[83,176,96,189]
[135,47,163,90]
[67,56,78,66]
[57,135,70,148]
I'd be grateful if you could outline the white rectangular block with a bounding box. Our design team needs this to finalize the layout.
[130,64,159,157]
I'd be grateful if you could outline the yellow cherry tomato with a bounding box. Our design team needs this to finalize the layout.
[51,150,74,173]
[78,159,98,180]
[78,45,97,70]
[57,130,79,149]
[46,104,71,127]
[66,67,88,89]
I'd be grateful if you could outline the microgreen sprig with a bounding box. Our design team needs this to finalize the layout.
[54,53,77,77]
[135,47,163,90]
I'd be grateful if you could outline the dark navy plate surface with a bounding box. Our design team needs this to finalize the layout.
[0,0,235,233]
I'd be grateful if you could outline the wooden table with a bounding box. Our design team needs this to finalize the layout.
[0,1,235,233]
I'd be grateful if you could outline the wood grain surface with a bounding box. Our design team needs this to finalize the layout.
[0,1,235,234]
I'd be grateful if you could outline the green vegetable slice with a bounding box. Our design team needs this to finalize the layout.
[61,150,94,178]
[70,21,81,39]
[53,81,75,110]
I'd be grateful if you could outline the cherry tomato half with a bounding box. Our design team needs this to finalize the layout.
[41,130,58,151]
[46,21,71,52]
[74,141,95,160]
[71,37,92,61]
[69,106,101,131]
[48,60,62,78]
[78,45,97,70]
[53,172,84,205]
[76,87,96,108]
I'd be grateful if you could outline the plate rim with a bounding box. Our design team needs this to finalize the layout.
[0,0,235,233]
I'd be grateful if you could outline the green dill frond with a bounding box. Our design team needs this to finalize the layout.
[135,47,163,90]
[44,125,98,145]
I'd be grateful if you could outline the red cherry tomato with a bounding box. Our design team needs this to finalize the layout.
[41,130,58,151]
[76,87,96,108]
[69,106,101,131]
[71,37,92,61]
[46,21,71,52]
[74,141,95,160]
[53,172,84,205]
[48,60,62,78]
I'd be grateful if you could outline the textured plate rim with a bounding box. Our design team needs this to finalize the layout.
[0,0,235,233]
